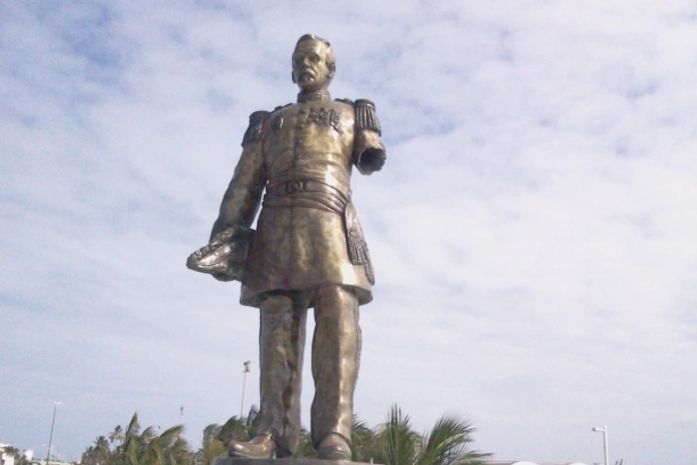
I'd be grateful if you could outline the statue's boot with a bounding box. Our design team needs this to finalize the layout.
[311,286,360,461]
[228,433,275,459]
[234,292,307,458]
[317,433,353,460]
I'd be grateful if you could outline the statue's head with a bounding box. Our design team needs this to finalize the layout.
[291,34,336,92]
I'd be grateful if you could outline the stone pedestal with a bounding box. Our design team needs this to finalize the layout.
[214,458,373,465]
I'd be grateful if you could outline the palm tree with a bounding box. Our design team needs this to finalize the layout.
[194,406,260,465]
[373,405,420,465]
[372,405,489,465]
[81,436,113,465]
[417,414,489,465]
[216,405,259,444]
[117,413,192,465]
[81,413,192,465]
[109,426,125,445]
[195,424,226,465]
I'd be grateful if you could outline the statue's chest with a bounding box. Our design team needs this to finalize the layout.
[264,103,354,162]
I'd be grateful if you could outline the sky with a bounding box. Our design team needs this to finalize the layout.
[1,1,696,465]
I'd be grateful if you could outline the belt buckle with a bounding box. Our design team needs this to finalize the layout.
[285,179,306,194]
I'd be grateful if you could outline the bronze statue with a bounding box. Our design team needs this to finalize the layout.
[188,34,386,460]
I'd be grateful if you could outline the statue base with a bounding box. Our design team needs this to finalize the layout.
[214,458,374,465]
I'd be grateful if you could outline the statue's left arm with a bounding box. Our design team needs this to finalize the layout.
[352,99,386,175]
[210,110,269,240]
[186,110,268,280]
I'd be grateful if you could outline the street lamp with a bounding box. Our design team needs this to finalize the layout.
[46,401,61,465]
[240,361,251,418]
[592,425,609,465]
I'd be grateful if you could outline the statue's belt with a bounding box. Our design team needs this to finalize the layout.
[262,177,374,283]
[263,178,349,214]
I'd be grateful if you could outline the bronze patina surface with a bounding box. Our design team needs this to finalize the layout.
[188,34,386,460]
[213,458,372,465]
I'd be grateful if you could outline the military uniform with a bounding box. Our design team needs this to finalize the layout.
[211,90,385,456]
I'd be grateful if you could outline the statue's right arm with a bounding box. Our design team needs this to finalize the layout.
[210,110,269,241]
[352,99,386,175]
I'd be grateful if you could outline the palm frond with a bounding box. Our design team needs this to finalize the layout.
[110,426,124,444]
[351,415,375,462]
[158,425,185,447]
[141,426,157,444]
[124,435,139,465]
[217,415,247,443]
[418,416,490,465]
[125,413,140,438]
[245,405,259,439]
[151,443,166,465]
[200,438,225,465]
[375,404,419,465]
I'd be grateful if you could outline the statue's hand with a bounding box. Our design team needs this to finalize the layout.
[210,227,236,247]
[357,148,386,174]
[212,272,236,282]
[186,225,254,282]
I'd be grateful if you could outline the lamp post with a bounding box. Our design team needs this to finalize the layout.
[45,401,61,465]
[592,425,609,465]
[240,361,251,418]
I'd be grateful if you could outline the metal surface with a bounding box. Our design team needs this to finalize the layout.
[213,458,372,465]
[189,34,386,459]
[592,426,610,465]
[45,401,60,465]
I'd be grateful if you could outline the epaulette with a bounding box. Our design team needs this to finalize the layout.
[354,99,381,135]
[335,98,353,105]
[273,103,292,112]
[241,110,270,146]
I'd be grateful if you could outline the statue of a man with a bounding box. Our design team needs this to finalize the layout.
[189,34,386,460]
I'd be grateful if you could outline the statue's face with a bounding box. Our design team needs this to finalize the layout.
[292,40,334,92]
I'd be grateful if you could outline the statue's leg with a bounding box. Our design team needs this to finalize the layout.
[229,292,307,458]
[311,285,360,460]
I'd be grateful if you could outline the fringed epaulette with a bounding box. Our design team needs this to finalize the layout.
[273,103,292,112]
[335,98,353,105]
[354,99,381,135]
[241,110,270,146]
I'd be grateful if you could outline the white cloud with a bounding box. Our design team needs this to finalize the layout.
[2,2,697,465]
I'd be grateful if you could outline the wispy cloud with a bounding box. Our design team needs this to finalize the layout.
[2,2,696,465]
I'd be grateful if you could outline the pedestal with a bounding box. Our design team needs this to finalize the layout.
[214,458,374,465]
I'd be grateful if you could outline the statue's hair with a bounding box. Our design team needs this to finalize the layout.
[294,34,335,71]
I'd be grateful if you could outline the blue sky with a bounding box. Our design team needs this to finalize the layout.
[2,2,697,465]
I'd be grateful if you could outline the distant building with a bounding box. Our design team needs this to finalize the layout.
[0,444,40,465]
[1,443,16,465]
[28,460,74,465]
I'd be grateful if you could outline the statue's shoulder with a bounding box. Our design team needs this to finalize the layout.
[242,109,272,146]
[272,103,293,113]
[353,98,382,135]
[335,97,380,112]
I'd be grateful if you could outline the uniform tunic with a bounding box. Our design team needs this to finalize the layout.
[212,96,385,307]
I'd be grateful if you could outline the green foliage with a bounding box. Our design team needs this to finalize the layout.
[81,436,112,465]
[374,405,420,465]
[351,416,376,462]
[293,428,316,459]
[80,413,192,465]
[371,405,490,465]
[81,405,489,465]
[193,406,260,465]
[418,415,489,465]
